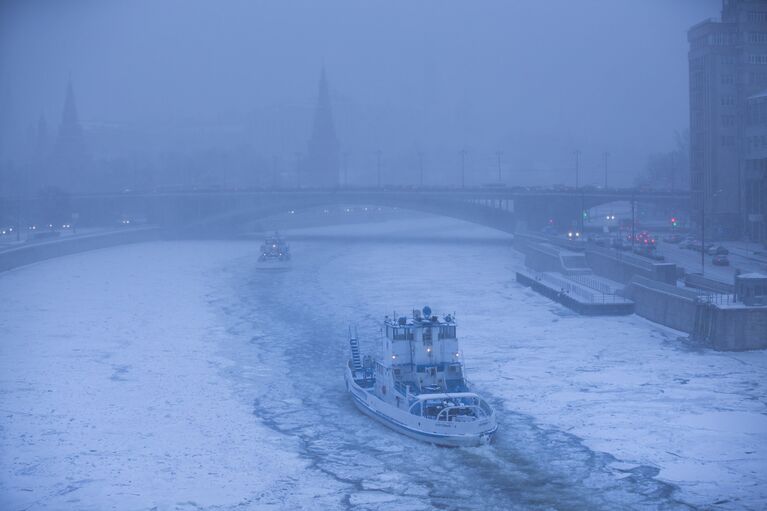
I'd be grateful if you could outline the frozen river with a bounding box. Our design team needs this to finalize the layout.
[1,218,765,510]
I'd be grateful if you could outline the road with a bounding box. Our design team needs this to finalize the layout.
[654,240,767,284]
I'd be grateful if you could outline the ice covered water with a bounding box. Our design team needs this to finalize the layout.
[216,239,696,510]
[1,219,765,510]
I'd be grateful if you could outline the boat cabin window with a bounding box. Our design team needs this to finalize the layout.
[438,326,456,339]
[388,327,413,341]
[409,402,422,416]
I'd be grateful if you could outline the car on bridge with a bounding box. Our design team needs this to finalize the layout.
[707,245,729,256]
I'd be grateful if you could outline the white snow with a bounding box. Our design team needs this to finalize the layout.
[1,218,765,510]
[0,242,339,510]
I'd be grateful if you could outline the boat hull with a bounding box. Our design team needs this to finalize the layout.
[345,368,496,447]
[256,259,291,271]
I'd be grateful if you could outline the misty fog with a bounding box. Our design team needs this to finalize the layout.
[1,2,766,511]
[1,0,717,189]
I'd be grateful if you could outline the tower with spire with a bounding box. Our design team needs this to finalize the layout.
[305,68,340,188]
[51,80,88,190]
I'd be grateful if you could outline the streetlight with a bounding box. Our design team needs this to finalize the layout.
[294,151,302,188]
[631,189,636,252]
[418,150,424,188]
[574,149,582,232]
[343,152,349,188]
[574,149,581,189]
[460,148,468,189]
[701,188,723,276]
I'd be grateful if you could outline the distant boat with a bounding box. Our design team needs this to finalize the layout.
[257,232,291,270]
[345,306,497,447]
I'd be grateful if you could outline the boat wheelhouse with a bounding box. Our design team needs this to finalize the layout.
[345,306,497,447]
[257,232,291,269]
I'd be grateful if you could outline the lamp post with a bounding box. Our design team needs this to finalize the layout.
[700,164,707,275]
[294,151,302,188]
[460,148,467,189]
[574,149,581,189]
[631,189,636,252]
[701,188,723,276]
[418,151,424,188]
[343,152,349,188]
[574,150,582,233]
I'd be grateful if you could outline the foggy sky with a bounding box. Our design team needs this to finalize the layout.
[1,0,720,186]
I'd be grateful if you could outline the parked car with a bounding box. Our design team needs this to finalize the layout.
[712,254,730,266]
[689,242,712,253]
[611,238,630,251]
[633,246,664,260]
[707,245,729,255]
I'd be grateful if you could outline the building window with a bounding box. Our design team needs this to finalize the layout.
[708,33,736,46]
[721,135,736,147]
[721,95,736,107]
[749,32,767,44]
[722,114,737,127]
[749,55,767,65]
[721,55,736,65]
[747,12,767,23]
[721,74,734,85]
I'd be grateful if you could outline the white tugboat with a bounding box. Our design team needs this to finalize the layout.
[257,232,291,270]
[345,306,497,447]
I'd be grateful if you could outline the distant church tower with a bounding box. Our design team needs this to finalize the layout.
[51,80,87,190]
[305,68,340,188]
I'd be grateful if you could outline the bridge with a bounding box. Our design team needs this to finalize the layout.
[3,187,690,237]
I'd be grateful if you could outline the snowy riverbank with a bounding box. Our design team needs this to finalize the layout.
[0,242,327,509]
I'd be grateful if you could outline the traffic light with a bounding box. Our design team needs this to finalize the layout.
[670,217,678,227]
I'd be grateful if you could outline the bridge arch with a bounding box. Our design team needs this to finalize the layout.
[176,191,517,237]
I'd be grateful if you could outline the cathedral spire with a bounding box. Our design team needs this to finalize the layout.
[306,67,340,188]
[52,79,87,189]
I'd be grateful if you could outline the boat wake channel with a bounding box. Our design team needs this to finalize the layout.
[212,244,694,511]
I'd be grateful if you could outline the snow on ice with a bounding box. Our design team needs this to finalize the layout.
[0,218,765,510]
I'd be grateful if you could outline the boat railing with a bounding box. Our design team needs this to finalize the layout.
[393,380,412,396]
[435,404,487,422]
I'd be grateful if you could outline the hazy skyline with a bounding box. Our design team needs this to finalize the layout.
[1,0,720,186]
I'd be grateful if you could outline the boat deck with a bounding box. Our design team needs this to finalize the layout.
[394,379,469,396]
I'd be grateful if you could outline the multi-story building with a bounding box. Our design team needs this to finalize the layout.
[744,90,767,242]
[688,0,767,242]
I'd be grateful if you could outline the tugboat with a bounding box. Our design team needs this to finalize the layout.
[345,306,497,447]
[257,232,291,270]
